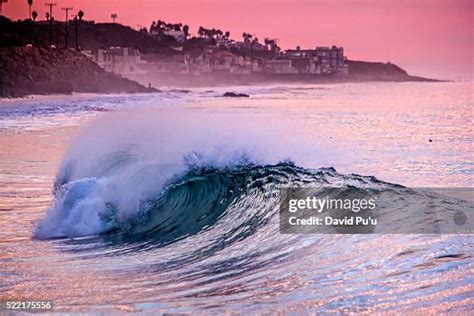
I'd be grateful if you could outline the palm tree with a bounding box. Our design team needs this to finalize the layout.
[74,16,79,50]
[198,26,205,38]
[32,10,37,22]
[27,0,33,20]
[242,32,253,43]
[183,25,189,40]
[75,10,84,51]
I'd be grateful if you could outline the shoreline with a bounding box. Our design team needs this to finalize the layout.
[0,79,448,101]
[0,46,441,99]
[0,46,158,99]
[130,75,442,89]
[126,61,441,89]
[0,79,447,100]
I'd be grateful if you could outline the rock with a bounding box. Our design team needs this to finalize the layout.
[223,92,249,98]
[36,80,74,95]
[0,46,158,98]
[348,60,439,82]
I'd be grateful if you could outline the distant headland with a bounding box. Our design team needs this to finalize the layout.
[0,15,438,98]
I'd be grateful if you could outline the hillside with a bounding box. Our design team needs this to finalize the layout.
[0,16,175,54]
[0,47,157,98]
[0,16,437,95]
[347,60,436,81]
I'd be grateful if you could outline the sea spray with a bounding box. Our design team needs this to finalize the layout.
[34,109,332,239]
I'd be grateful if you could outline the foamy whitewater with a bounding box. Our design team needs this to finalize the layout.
[1,82,473,313]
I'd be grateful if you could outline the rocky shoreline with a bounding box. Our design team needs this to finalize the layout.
[346,60,437,81]
[0,47,157,98]
[0,47,439,99]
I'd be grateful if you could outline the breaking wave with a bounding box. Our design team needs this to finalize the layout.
[34,157,396,240]
[33,110,470,241]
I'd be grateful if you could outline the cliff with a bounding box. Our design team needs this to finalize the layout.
[0,47,157,98]
[347,60,437,81]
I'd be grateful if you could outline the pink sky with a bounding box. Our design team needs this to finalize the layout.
[5,0,473,79]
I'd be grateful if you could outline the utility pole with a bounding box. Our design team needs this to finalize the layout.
[61,7,73,49]
[45,3,57,47]
[72,14,78,51]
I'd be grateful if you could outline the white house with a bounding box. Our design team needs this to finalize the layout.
[163,30,186,43]
[96,47,147,75]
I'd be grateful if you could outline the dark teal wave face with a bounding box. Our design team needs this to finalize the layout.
[105,168,247,246]
[66,163,395,250]
[39,160,472,255]
[43,162,326,241]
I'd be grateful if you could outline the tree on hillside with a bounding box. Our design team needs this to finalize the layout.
[183,25,189,40]
[27,0,33,20]
[198,27,209,39]
[45,12,50,21]
[196,26,225,42]
[75,10,84,51]
[242,32,253,43]
[173,23,182,31]
[264,38,280,52]
[32,10,37,22]
[198,26,205,38]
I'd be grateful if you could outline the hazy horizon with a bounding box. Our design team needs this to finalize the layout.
[5,0,473,80]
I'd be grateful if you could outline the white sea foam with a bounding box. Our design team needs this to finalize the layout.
[34,109,331,239]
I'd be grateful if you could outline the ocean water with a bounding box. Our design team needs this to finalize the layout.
[0,81,473,313]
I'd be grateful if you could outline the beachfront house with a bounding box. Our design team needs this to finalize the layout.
[96,47,147,75]
[283,46,348,75]
[163,30,186,43]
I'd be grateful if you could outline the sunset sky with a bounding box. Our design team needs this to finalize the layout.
[5,0,473,79]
